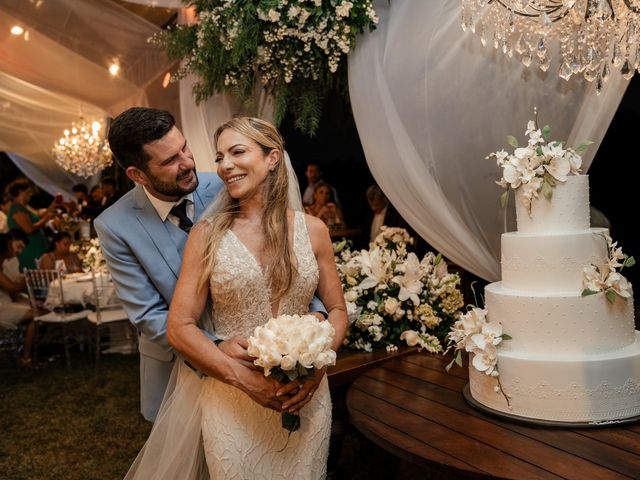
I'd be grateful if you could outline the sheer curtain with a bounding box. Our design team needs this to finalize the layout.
[348,0,628,281]
[0,0,174,194]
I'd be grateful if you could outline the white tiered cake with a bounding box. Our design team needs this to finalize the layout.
[470,175,640,423]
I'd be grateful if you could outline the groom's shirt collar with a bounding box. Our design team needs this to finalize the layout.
[142,187,194,222]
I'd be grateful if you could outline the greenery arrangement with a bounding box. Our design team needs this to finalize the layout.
[152,0,378,135]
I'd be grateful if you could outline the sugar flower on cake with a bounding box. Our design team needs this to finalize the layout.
[446,307,511,402]
[488,108,591,214]
[582,232,635,303]
[334,227,464,354]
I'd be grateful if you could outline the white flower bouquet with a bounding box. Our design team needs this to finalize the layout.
[582,232,635,303]
[335,227,464,354]
[489,109,592,214]
[247,314,336,432]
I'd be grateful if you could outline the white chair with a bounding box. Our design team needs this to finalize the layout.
[86,270,135,360]
[24,269,91,367]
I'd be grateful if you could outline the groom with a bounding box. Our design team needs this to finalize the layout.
[96,108,325,421]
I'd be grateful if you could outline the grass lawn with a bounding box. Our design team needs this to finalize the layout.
[0,350,149,480]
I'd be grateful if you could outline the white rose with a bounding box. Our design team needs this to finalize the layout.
[344,290,358,303]
[280,355,297,371]
[384,297,400,315]
[299,352,315,368]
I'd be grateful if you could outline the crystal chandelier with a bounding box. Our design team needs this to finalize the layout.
[460,0,640,93]
[52,117,112,178]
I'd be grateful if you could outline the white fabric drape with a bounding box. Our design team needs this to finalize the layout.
[348,0,628,281]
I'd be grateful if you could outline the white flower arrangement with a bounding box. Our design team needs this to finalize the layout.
[154,0,378,135]
[335,227,464,354]
[446,307,512,404]
[582,232,635,303]
[71,237,107,272]
[489,109,592,214]
[247,313,336,432]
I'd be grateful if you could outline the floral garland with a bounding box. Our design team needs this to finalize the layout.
[489,109,592,214]
[446,306,511,404]
[153,0,378,135]
[582,232,635,303]
[334,227,465,353]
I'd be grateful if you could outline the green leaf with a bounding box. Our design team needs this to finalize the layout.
[445,357,455,372]
[434,253,442,265]
[606,290,617,303]
[581,289,598,296]
[624,256,636,268]
[540,180,553,200]
[501,334,512,341]
[506,135,519,148]
[542,124,551,141]
[499,190,509,209]
[454,350,463,367]
[575,140,594,153]
[536,145,543,156]
[333,239,347,254]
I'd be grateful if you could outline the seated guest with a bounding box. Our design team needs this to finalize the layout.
[305,181,344,227]
[0,230,35,365]
[39,232,83,273]
[302,162,342,208]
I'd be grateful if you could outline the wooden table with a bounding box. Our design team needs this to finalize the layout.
[347,352,640,479]
[329,227,362,241]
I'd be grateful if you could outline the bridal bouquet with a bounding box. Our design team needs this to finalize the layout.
[335,227,464,354]
[247,314,336,432]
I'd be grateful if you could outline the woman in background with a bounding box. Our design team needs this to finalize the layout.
[304,181,344,227]
[39,232,83,273]
[0,230,35,365]
[6,179,56,270]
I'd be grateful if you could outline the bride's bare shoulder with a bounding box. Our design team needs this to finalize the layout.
[301,212,330,242]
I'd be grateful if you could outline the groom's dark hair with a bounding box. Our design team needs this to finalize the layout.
[108,107,175,170]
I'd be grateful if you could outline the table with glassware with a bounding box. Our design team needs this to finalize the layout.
[45,271,136,354]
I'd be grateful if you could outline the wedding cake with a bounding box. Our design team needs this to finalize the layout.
[469,175,640,423]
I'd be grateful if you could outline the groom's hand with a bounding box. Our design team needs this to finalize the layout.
[218,336,259,370]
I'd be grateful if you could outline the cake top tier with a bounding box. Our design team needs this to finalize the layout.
[515,175,590,234]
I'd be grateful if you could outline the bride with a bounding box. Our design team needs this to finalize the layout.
[125,117,347,479]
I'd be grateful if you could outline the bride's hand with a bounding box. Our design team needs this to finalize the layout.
[241,368,289,412]
[279,366,327,414]
[218,336,260,370]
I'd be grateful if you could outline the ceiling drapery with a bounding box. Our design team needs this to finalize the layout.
[0,0,175,195]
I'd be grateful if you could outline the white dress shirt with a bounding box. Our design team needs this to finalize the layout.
[143,188,195,228]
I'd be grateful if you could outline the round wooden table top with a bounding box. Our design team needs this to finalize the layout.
[347,352,640,479]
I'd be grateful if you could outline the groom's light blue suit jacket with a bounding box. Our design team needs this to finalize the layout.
[94,172,222,421]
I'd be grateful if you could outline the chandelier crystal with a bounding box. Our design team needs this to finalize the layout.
[460,0,640,93]
[52,117,112,178]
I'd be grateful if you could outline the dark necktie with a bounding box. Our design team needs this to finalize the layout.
[169,200,193,233]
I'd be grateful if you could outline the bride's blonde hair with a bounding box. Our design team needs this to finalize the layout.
[199,117,296,302]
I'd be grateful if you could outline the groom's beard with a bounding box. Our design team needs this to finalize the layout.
[147,168,199,197]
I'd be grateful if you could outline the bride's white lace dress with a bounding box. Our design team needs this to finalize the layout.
[125,211,331,480]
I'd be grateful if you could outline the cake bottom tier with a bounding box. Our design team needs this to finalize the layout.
[469,331,640,423]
